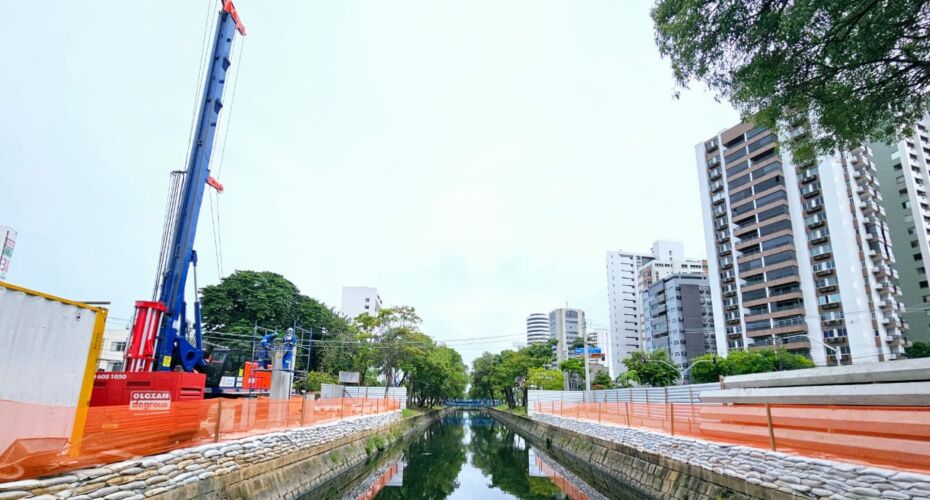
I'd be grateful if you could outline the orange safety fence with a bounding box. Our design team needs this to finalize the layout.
[0,397,399,482]
[536,401,930,474]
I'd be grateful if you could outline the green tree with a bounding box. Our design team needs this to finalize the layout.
[200,270,350,372]
[906,341,930,358]
[526,367,563,390]
[558,358,584,379]
[622,350,680,387]
[294,371,337,393]
[652,0,930,157]
[689,349,814,383]
[592,370,613,389]
[615,370,640,388]
[468,352,499,400]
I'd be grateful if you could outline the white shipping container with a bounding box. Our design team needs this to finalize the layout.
[0,282,106,454]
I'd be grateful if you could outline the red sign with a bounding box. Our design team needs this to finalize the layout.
[129,390,171,410]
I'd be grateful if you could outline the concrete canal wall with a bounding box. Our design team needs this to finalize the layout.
[489,408,930,500]
[0,409,449,500]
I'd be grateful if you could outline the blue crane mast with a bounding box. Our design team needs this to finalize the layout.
[125,1,246,374]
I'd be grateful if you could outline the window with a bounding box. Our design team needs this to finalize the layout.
[747,304,769,315]
[764,250,795,266]
[725,147,747,163]
[745,126,768,140]
[744,274,765,286]
[742,289,767,302]
[726,159,750,178]
[751,149,777,165]
[112,341,126,352]
[751,160,782,179]
[755,190,787,210]
[732,201,756,216]
[770,283,800,296]
[728,173,751,188]
[758,204,788,222]
[730,187,753,203]
[746,319,771,331]
[761,234,793,251]
[108,361,124,372]
[753,175,784,194]
[759,219,792,236]
[767,266,798,281]
[748,133,777,153]
[739,258,763,272]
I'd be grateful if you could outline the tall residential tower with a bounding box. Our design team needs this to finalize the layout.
[696,121,906,366]
[871,115,930,343]
[605,241,704,376]
[526,313,551,345]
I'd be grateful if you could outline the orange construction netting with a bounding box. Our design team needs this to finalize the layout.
[536,401,930,474]
[0,397,399,482]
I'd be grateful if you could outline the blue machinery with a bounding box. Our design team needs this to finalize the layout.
[125,1,246,374]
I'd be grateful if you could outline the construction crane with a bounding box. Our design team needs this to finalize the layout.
[91,0,247,406]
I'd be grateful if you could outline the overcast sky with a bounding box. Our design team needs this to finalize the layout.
[1,1,739,365]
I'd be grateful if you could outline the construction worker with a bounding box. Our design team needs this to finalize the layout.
[258,331,276,369]
[282,328,296,370]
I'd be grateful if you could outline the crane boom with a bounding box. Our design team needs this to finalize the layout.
[126,1,246,374]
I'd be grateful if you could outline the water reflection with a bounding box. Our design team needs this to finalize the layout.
[348,411,604,500]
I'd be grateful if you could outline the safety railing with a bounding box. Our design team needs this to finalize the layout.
[536,401,930,474]
[0,397,399,481]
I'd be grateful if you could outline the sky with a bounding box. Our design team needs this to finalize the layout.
[0,1,740,365]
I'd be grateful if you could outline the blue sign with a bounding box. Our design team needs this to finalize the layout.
[574,347,602,354]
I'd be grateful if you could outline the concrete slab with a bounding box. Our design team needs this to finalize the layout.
[721,358,930,389]
[701,381,930,405]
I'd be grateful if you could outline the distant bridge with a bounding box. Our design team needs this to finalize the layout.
[444,399,499,408]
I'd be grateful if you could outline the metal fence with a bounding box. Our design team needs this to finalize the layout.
[320,384,409,409]
[527,383,720,416]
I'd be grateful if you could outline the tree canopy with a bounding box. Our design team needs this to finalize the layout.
[526,367,564,390]
[689,349,815,383]
[652,0,930,155]
[469,343,556,408]
[622,350,680,387]
[905,341,930,358]
[199,270,350,372]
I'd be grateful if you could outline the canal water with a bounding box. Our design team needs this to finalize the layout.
[334,411,610,500]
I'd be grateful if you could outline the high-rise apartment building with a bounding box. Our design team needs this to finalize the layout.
[526,313,551,345]
[549,308,585,363]
[697,121,907,366]
[605,241,704,376]
[340,286,382,320]
[872,115,930,343]
[642,274,716,377]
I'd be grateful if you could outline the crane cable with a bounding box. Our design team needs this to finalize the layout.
[207,16,247,280]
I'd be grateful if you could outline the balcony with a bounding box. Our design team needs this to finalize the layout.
[812,260,836,275]
[810,244,833,260]
[805,213,826,228]
[708,155,721,167]
[809,229,830,243]
[798,167,819,183]
[712,192,726,204]
[711,181,725,192]
[706,140,719,153]
[800,182,821,197]
[722,284,738,296]
[803,198,824,213]
[709,167,722,180]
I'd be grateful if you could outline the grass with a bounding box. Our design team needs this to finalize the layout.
[493,404,528,416]
[401,405,444,418]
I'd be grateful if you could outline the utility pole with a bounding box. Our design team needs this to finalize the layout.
[582,328,591,396]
